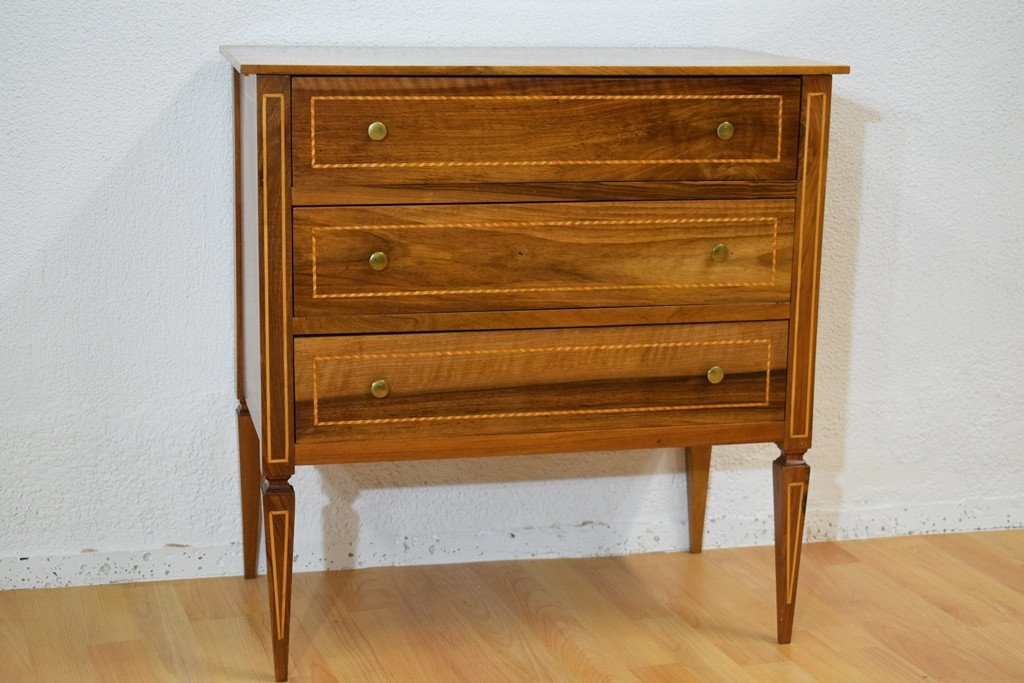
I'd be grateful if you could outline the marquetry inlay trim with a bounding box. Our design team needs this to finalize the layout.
[261,92,292,464]
[785,481,807,604]
[787,90,828,441]
[260,93,289,464]
[267,509,290,639]
[310,338,775,426]
[309,217,779,299]
[309,94,784,168]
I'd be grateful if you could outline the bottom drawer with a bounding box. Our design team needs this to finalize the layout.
[294,322,787,444]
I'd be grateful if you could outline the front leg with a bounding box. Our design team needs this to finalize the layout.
[773,451,810,644]
[263,477,295,681]
[684,445,712,553]
[237,403,262,578]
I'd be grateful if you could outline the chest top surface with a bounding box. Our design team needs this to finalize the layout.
[220,45,849,76]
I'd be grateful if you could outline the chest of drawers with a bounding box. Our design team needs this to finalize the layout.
[222,46,847,681]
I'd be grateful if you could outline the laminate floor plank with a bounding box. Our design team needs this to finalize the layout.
[1,530,1021,681]
[122,581,207,681]
[779,629,929,680]
[0,607,35,681]
[634,615,756,681]
[472,559,640,682]
[87,638,174,683]
[929,532,1024,594]
[844,534,1024,625]
[618,550,786,667]
[419,563,576,681]
[570,555,679,621]
[525,560,679,669]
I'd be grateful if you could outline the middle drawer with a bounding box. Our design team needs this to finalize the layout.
[294,200,793,316]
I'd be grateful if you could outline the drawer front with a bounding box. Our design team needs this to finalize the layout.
[294,322,787,443]
[292,76,800,186]
[293,200,793,316]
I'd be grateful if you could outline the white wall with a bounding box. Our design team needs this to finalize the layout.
[2,1,1022,589]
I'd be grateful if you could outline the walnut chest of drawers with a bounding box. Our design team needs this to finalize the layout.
[221,45,848,681]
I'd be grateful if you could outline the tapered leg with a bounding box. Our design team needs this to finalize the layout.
[237,403,262,578]
[263,478,295,682]
[684,445,712,553]
[773,451,810,643]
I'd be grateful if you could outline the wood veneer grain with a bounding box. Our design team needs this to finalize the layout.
[292,76,800,186]
[293,421,786,464]
[783,75,833,452]
[289,302,791,336]
[255,75,294,476]
[294,322,787,444]
[290,180,799,206]
[684,445,712,553]
[293,200,794,316]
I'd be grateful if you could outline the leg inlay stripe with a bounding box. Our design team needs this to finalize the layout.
[267,509,290,640]
[786,481,806,604]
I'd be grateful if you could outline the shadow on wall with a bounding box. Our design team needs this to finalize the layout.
[2,56,241,561]
[313,92,880,569]
[710,94,879,542]
[315,447,685,570]
[707,93,878,545]
[800,94,880,540]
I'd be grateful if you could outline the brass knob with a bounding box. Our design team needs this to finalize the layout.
[716,121,735,140]
[370,379,390,398]
[711,243,730,263]
[368,251,389,271]
[368,121,388,141]
[706,366,725,384]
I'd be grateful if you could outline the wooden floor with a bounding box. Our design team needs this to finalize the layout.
[1,530,1022,681]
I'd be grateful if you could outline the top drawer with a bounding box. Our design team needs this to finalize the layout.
[292,77,801,187]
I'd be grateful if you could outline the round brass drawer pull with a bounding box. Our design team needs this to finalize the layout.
[707,366,725,384]
[711,243,730,263]
[370,379,391,398]
[368,251,389,271]
[368,121,388,141]
[716,121,735,140]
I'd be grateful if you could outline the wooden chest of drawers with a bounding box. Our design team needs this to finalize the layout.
[222,45,847,681]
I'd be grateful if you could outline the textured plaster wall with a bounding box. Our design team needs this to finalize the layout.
[2,1,1022,589]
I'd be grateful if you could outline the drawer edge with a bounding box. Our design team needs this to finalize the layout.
[294,421,785,465]
[291,303,791,335]
[291,181,799,206]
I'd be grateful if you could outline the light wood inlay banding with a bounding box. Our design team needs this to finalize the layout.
[311,339,769,362]
[309,217,779,299]
[293,76,801,186]
[787,85,830,444]
[294,200,794,316]
[803,95,828,434]
[259,94,277,463]
[310,94,783,168]
[312,401,772,427]
[309,337,774,426]
[267,509,290,639]
[260,92,291,465]
[785,481,806,604]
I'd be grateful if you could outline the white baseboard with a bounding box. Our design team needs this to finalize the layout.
[3,495,1020,590]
